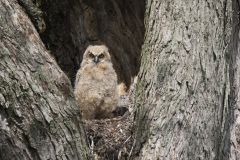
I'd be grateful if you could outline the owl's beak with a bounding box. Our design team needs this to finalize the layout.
[93,56,99,64]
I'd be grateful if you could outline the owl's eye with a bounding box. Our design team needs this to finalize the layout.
[99,53,105,59]
[88,53,95,58]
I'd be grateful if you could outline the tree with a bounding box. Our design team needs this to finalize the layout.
[133,0,240,160]
[0,0,145,159]
[0,1,89,159]
[2,0,240,159]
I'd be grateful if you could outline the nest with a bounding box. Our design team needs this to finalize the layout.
[84,80,137,160]
[83,113,134,160]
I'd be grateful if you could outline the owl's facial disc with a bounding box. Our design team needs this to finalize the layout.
[92,53,106,64]
[99,53,105,59]
[88,52,95,59]
[93,56,99,64]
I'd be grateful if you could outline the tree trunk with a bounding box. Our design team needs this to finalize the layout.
[133,0,235,159]
[3,0,240,159]
[0,0,89,159]
[229,0,240,159]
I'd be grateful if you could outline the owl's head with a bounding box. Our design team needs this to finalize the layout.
[82,45,111,65]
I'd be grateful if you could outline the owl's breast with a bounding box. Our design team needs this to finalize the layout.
[84,65,115,80]
[76,64,117,93]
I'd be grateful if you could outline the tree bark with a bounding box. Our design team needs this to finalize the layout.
[0,0,89,159]
[133,0,234,159]
[3,0,240,159]
[228,0,240,159]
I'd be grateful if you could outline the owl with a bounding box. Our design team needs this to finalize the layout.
[74,45,118,119]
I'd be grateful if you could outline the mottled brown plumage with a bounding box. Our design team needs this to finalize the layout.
[74,45,118,119]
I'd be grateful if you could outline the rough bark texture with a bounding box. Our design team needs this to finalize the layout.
[39,0,145,87]
[0,0,89,159]
[229,0,240,159]
[5,0,240,159]
[134,1,233,159]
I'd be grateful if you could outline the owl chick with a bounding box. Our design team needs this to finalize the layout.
[74,45,118,119]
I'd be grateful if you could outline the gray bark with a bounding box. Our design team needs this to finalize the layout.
[133,0,235,159]
[0,0,89,159]
[4,0,240,159]
[229,0,240,159]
